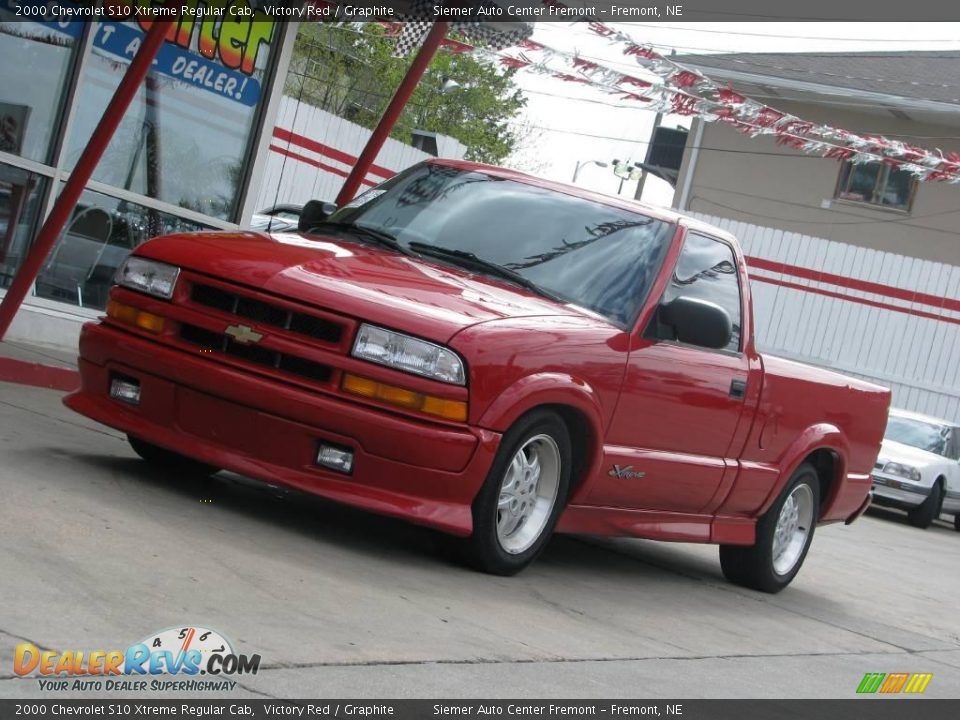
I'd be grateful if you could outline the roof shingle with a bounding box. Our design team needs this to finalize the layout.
[676,51,960,106]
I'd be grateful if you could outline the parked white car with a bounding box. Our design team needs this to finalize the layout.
[871,408,960,530]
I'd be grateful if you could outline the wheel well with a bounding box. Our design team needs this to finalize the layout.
[805,449,839,517]
[540,404,597,500]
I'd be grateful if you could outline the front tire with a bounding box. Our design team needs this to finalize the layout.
[127,435,219,477]
[720,463,819,593]
[907,481,944,529]
[460,410,572,576]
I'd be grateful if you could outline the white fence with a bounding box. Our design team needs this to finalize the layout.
[255,96,466,211]
[693,213,960,424]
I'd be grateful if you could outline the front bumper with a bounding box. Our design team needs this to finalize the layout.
[870,473,931,508]
[64,322,501,535]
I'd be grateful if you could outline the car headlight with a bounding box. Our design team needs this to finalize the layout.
[883,462,922,482]
[115,257,180,300]
[352,323,465,385]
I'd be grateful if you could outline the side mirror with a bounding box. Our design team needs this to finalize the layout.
[297,200,337,233]
[659,296,732,349]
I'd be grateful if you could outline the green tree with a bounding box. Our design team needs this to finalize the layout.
[286,24,527,165]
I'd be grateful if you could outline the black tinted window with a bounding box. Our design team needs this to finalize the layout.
[333,164,675,327]
[663,233,742,351]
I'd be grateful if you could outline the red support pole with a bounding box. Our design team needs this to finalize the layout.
[334,21,451,207]
[0,20,174,340]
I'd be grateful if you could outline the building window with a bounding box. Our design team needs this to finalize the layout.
[0,163,48,290]
[0,16,81,163]
[34,187,208,310]
[64,19,277,221]
[663,233,742,352]
[835,161,916,211]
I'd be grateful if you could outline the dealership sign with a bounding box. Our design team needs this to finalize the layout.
[11,0,274,107]
[94,21,265,106]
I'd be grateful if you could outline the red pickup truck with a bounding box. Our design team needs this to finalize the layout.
[65,159,890,592]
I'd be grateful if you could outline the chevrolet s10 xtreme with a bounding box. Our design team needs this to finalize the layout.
[65,160,891,592]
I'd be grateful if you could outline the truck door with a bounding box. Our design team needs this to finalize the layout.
[593,232,754,513]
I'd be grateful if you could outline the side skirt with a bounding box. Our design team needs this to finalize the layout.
[557,504,756,545]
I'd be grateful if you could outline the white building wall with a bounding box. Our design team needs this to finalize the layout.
[693,212,960,424]
[255,96,467,211]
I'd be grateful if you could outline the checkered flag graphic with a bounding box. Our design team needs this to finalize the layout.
[391,0,533,57]
[458,20,533,51]
[391,0,437,57]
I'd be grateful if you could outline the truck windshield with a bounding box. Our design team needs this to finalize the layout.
[328,163,675,327]
[884,416,950,457]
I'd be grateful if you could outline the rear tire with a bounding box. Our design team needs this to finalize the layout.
[720,463,819,594]
[127,435,219,477]
[954,513,960,532]
[907,481,944,529]
[459,410,572,576]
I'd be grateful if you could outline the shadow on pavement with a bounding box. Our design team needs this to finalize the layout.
[28,446,875,609]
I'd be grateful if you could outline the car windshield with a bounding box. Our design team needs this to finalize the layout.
[884,416,950,457]
[327,163,675,327]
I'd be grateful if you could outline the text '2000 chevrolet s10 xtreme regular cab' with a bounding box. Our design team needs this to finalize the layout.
[65,159,892,593]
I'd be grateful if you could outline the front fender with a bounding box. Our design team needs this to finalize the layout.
[756,423,850,517]
[475,373,606,503]
[476,372,605,434]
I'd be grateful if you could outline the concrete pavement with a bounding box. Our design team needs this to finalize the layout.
[1,381,958,699]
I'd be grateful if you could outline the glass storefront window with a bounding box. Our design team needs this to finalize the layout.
[0,162,47,289]
[34,187,208,310]
[0,6,81,163]
[65,16,277,221]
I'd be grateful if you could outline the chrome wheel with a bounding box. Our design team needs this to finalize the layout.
[496,434,561,555]
[772,483,814,575]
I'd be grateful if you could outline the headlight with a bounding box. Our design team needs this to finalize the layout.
[115,257,180,300]
[883,462,922,482]
[352,323,465,385]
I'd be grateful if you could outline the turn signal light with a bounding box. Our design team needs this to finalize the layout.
[106,300,166,334]
[341,373,468,422]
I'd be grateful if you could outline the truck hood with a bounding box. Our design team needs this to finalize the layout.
[877,438,945,469]
[136,230,582,343]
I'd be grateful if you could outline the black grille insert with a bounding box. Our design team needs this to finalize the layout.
[180,324,222,350]
[289,312,342,343]
[191,283,343,344]
[278,355,333,383]
[191,284,234,313]
[180,324,333,385]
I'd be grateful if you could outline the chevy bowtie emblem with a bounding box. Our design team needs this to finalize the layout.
[608,464,646,480]
[224,324,263,345]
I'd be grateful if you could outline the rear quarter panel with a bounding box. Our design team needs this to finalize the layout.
[721,355,891,520]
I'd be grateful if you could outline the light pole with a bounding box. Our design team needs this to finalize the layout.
[572,159,608,183]
[612,159,641,195]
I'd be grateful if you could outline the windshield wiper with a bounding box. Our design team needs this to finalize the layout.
[407,242,563,302]
[313,221,411,255]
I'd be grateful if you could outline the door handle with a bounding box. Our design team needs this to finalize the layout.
[729,379,746,400]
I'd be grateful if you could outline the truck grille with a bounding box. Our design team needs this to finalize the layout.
[191,283,342,345]
[180,324,333,384]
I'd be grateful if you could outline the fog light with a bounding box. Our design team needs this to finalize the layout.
[110,377,141,405]
[316,443,354,474]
